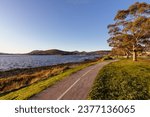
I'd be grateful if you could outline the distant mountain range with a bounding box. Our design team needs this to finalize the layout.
[0,49,110,55]
[28,49,110,55]
[0,53,11,55]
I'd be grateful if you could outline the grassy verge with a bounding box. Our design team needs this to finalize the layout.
[0,66,68,94]
[0,61,97,100]
[89,59,150,100]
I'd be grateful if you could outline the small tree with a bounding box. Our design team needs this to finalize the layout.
[108,2,150,61]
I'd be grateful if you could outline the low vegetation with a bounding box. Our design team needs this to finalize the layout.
[0,61,97,100]
[101,55,113,61]
[89,59,150,100]
[0,65,69,94]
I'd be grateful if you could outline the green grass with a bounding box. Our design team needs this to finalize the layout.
[0,62,96,100]
[89,59,150,100]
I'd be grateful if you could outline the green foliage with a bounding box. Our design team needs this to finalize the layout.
[108,2,150,61]
[89,59,150,100]
[101,56,113,61]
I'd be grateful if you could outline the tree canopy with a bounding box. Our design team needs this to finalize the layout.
[107,2,150,61]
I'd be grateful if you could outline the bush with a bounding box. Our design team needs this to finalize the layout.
[101,55,113,61]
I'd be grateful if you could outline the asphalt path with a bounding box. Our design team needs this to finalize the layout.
[30,60,116,100]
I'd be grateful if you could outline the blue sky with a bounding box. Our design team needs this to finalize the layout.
[0,0,149,53]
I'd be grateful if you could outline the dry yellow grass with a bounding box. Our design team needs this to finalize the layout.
[0,65,68,94]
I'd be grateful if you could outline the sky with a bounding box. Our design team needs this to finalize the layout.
[0,0,149,53]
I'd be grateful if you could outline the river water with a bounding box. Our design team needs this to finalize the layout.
[0,55,101,71]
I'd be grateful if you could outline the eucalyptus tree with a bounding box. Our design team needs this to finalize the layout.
[108,2,150,61]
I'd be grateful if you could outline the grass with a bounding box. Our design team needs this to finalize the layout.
[0,66,68,94]
[0,61,97,100]
[89,58,150,100]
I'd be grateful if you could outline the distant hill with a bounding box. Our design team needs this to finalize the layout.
[0,53,11,55]
[28,49,78,55]
[27,49,110,55]
[0,49,111,55]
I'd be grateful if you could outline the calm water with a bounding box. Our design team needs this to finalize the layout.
[0,55,100,71]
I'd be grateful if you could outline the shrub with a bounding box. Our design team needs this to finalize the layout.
[101,55,113,61]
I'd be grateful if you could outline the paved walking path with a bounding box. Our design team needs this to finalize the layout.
[30,60,116,100]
